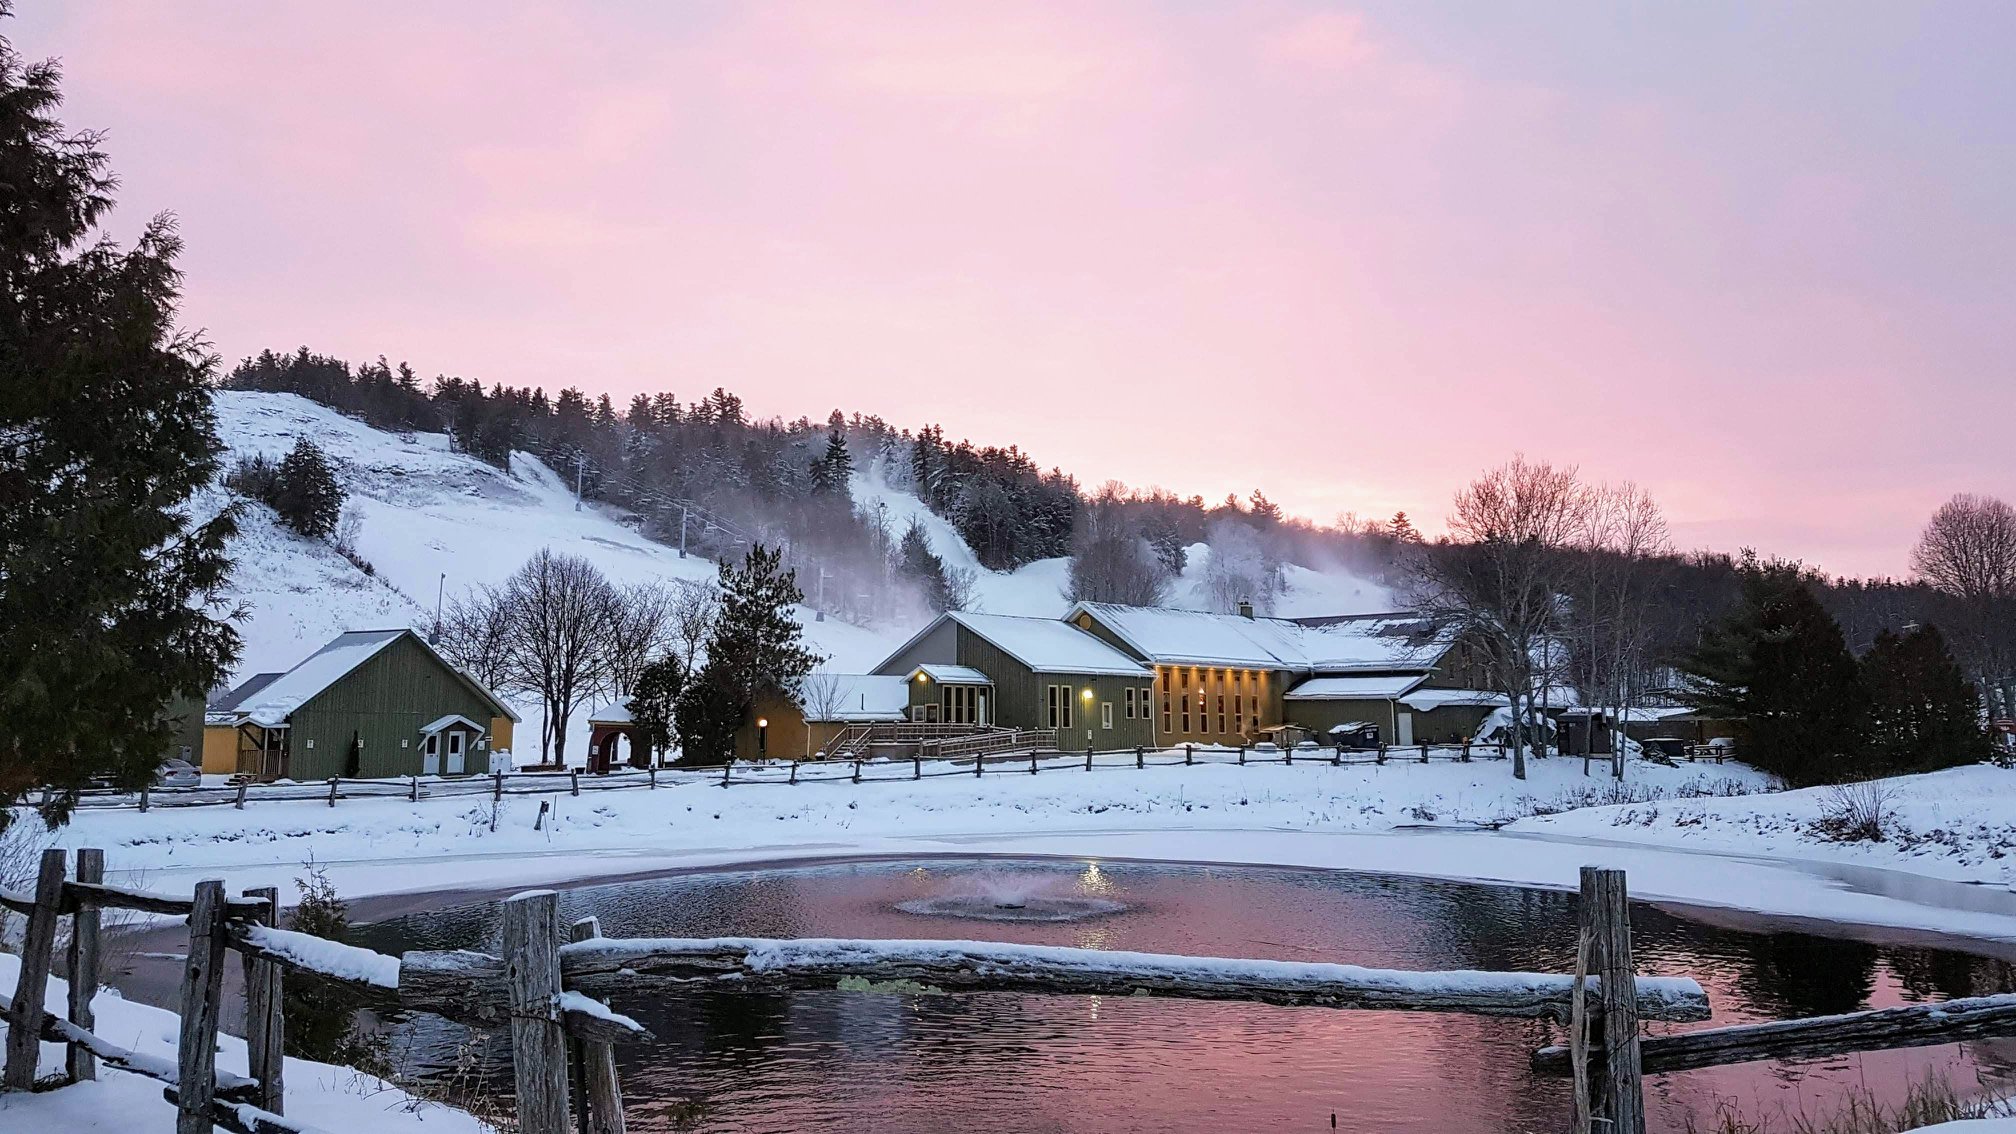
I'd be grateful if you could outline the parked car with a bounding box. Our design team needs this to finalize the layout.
[155,757,201,788]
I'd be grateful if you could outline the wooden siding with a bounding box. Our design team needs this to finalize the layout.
[199,725,239,776]
[285,634,505,779]
[871,618,958,676]
[490,716,515,755]
[954,628,1155,749]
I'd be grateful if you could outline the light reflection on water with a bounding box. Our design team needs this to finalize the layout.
[351,857,2016,1133]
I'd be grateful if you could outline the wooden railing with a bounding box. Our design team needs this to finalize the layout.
[10,855,2016,1134]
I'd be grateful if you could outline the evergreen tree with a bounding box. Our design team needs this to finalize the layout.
[630,654,685,761]
[809,427,853,495]
[1682,558,1866,786]
[272,438,345,540]
[897,517,954,612]
[1389,511,1420,542]
[1862,624,1987,775]
[676,546,820,761]
[1,22,240,824]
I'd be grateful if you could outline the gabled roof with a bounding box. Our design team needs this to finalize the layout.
[587,700,635,724]
[210,672,284,714]
[419,713,488,735]
[1066,602,1448,674]
[945,611,1151,677]
[1284,674,1429,701]
[229,629,519,728]
[912,663,992,685]
[796,673,911,722]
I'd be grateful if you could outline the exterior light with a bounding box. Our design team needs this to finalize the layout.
[1081,688,1093,700]
[757,718,769,728]
[916,672,929,682]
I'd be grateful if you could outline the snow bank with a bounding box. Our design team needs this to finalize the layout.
[1511,763,2016,891]
[0,954,486,1133]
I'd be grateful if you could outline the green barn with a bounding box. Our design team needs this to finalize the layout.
[207,628,519,780]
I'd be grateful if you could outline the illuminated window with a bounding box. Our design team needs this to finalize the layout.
[1218,691,1227,734]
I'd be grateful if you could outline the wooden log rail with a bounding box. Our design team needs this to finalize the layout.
[1533,991,2016,1077]
[0,880,270,919]
[395,935,1710,1023]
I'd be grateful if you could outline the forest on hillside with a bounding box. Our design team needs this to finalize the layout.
[220,347,2014,729]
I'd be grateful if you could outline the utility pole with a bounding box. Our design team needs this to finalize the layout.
[678,503,688,558]
[574,453,584,511]
[432,573,445,643]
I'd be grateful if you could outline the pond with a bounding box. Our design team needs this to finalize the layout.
[350,857,2016,1132]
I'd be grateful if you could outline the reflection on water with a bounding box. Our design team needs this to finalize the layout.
[351,858,2016,1133]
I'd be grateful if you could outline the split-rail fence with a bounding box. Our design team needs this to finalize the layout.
[5,853,2009,1134]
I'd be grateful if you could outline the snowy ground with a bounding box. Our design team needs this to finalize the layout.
[38,753,2016,947]
[0,954,486,1134]
[1511,764,2016,891]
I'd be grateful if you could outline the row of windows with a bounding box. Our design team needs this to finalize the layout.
[1155,667,1266,736]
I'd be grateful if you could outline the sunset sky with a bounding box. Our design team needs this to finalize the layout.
[15,2,2013,578]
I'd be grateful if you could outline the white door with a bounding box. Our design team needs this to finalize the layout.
[1396,712,1415,747]
[421,735,440,775]
[977,691,989,726]
[447,732,467,775]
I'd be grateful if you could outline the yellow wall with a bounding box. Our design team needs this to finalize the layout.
[490,715,515,754]
[201,725,240,775]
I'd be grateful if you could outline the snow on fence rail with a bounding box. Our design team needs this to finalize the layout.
[57,740,1524,814]
[11,852,2012,1134]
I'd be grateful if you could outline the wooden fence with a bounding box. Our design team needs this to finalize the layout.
[61,741,1530,815]
[8,854,2009,1134]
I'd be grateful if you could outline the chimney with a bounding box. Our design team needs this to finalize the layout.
[1237,598,1254,619]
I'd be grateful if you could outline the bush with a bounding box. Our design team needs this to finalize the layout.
[1809,780,1899,843]
[283,857,388,1074]
[226,441,347,543]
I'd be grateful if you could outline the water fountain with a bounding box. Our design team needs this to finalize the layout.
[894,869,1127,923]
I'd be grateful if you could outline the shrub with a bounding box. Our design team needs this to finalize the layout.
[1809,780,1900,843]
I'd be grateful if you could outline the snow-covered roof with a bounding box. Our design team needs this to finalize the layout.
[1283,674,1429,701]
[1398,689,1510,711]
[587,701,635,724]
[1066,603,1447,674]
[229,628,518,728]
[797,674,910,722]
[912,664,993,685]
[235,630,410,727]
[945,611,1152,677]
[210,672,284,714]
[419,714,487,735]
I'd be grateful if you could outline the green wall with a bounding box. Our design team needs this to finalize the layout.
[954,628,1155,749]
[287,634,504,778]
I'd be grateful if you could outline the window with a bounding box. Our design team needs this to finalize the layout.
[1161,689,1171,733]
[1124,688,1136,719]
[1101,702,1113,729]
[1046,685,1074,729]
[1217,693,1227,735]
[1180,675,1190,732]
[1046,685,1059,729]
[1233,694,1242,731]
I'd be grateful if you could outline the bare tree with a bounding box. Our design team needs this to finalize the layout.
[797,671,850,758]
[1068,492,1172,606]
[435,586,515,692]
[1203,518,1283,614]
[1577,482,1672,779]
[601,581,679,699]
[503,549,619,767]
[1912,493,2016,709]
[1406,456,1593,779]
[667,578,721,674]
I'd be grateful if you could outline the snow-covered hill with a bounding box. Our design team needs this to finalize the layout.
[204,392,1400,761]
[204,392,903,756]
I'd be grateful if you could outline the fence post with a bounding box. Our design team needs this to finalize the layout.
[974,753,984,777]
[914,755,922,779]
[1185,744,1193,766]
[789,762,798,786]
[494,772,505,802]
[175,880,228,1134]
[3,848,66,1090]
[853,759,862,784]
[568,917,628,1134]
[241,885,284,1114]
[571,769,581,796]
[1462,742,1471,763]
[502,890,572,1134]
[1285,745,1293,766]
[1238,746,1246,766]
[139,783,150,813]
[1030,751,1039,775]
[1084,746,1094,771]
[649,767,657,790]
[409,775,420,802]
[1332,743,1342,767]
[235,781,248,810]
[723,762,733,787]
[1135,745,1144,770]
[1582,866,1646,1134]
[66,848,105,1083]
[326,777,339,807]
[1421,745,1430,764]
[1377,744,1387,765]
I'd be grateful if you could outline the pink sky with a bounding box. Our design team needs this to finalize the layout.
[16,2,2014,577]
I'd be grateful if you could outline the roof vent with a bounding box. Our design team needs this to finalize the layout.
[1237,599,1255,619]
